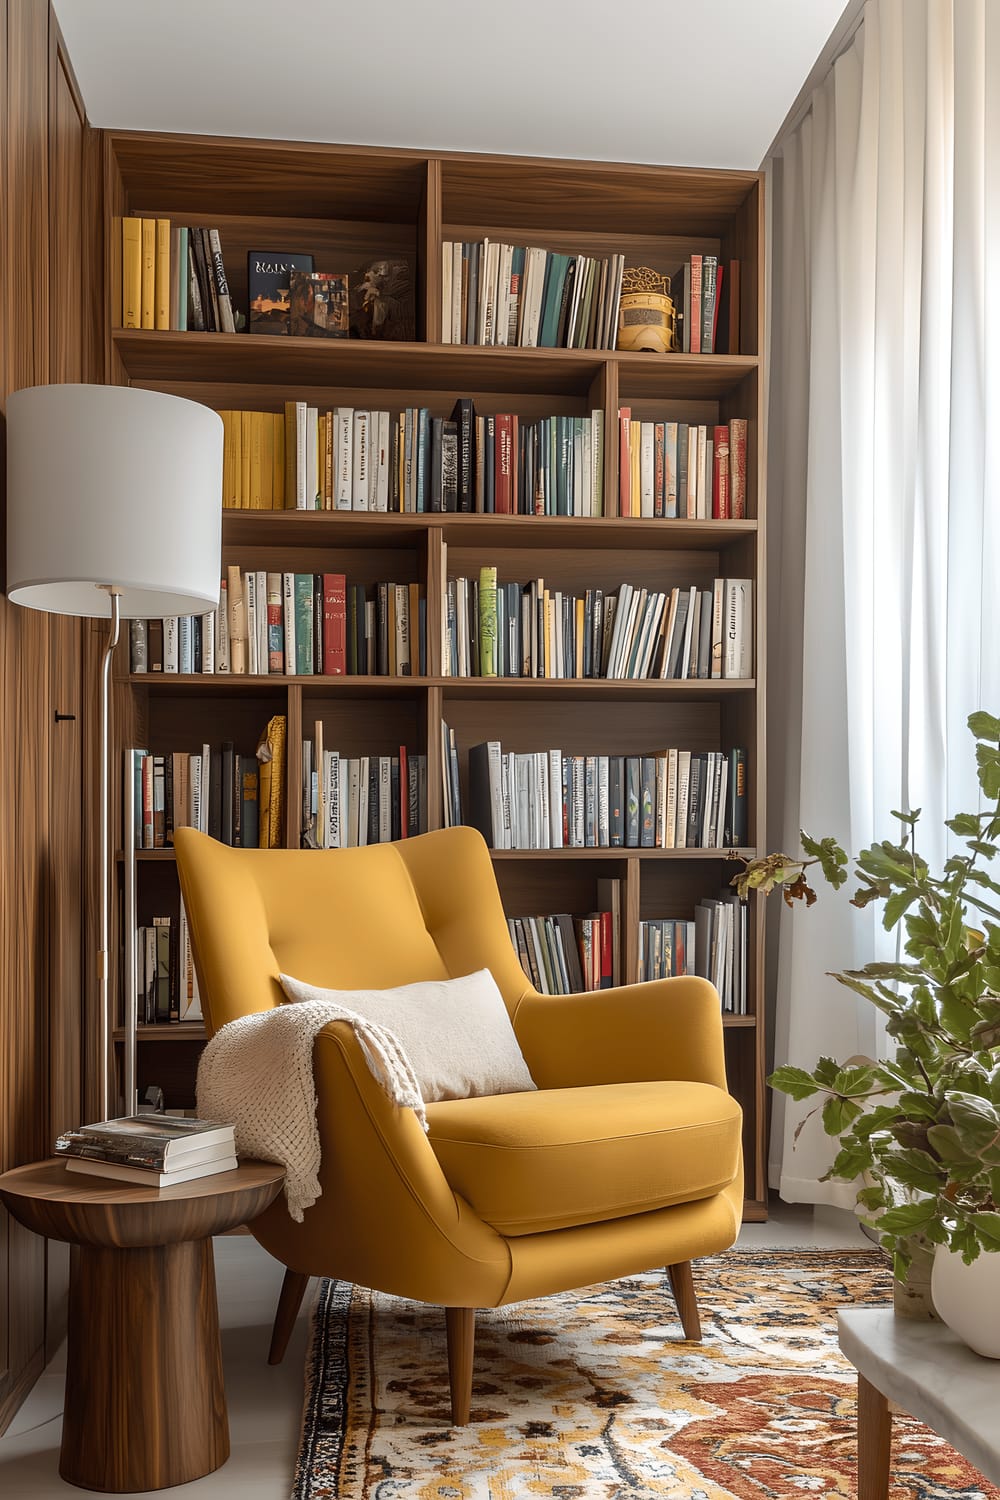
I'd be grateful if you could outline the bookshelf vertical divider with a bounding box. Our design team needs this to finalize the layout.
[105,131,768,1218]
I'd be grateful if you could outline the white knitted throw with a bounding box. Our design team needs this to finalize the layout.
[196,999,427,1221]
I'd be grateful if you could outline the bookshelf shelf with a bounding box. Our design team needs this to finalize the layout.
[113,328,759,399]
[108,131,767,1213]
[220,509,758,552]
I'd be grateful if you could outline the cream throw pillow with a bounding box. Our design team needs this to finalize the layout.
[277,968,536,1102]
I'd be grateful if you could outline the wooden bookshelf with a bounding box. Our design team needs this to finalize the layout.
[105,131,767,1217]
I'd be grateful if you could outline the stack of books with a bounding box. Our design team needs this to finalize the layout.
[54,1115,237,1187]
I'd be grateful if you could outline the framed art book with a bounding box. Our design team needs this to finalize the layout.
[247,250,315,334]
[289,271,350,338]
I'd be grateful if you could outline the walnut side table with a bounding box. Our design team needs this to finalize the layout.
[0,1158,284,1493]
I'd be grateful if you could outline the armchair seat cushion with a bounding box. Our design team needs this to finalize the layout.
[425,1079,741,1236]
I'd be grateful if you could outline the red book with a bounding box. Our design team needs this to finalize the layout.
[712,424,730,519]
[618,407,631,517]
[729,418,747,519]
[398,743,409,837]
[600,911,613,989]
[494,414,512,514]
[689,254,702,354]
[322,573,347,674]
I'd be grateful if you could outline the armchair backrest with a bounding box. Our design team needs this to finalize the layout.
[173,826,532,1035]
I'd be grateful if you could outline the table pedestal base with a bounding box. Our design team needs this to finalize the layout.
[62,1239,228,1492]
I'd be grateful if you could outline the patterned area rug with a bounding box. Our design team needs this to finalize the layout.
[292,1249,1000,1499]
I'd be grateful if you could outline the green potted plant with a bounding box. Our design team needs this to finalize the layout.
[745,711,1000,1336]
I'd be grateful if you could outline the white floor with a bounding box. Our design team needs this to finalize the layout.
[0,1202,870,1499]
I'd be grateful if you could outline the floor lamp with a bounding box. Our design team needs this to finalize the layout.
[5,384,223,1122]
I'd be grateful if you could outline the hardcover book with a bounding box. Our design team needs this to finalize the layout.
[289,271,349,338]
[247,250,314,334]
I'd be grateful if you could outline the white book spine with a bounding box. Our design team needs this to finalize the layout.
[256,570,268,676]
[200,611,215,674]
[335,408,353,511]
[163,616,179,673]
[294,402,308,509]
[325,750,340,848]
[375,411,390,512]
[548,749,563,848]
[640,422,655,517]
[379,756,392,843]
[352,410,369,511]
[245,571,258,675]
[216,581,230,674]
[283,572,297,676]
[441,247,453,343]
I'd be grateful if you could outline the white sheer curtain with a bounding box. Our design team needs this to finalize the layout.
[766,0,1000,1204]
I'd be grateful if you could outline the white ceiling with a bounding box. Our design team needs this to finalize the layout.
[53,0,849,170]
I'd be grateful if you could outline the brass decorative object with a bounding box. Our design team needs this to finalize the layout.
[616,266,678,354]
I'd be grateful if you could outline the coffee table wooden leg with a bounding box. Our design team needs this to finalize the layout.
[62,1239,228,1492]
[857,1372,892,1500]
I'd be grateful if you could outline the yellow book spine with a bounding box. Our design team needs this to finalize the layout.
[219,411,233,507]
[272,414,285,509]
[240,411,252,508]
[261,411,274,509]
[258,759,272,848]
[122,217,142,328]
[324,411,334,510]
[283,402,296,508]
[154,218,170,330]
[629,421,641,518]
[140,218,155,329]
[249,411,263,509]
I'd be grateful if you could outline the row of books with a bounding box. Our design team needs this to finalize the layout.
[119,218,239,333]
[129,721,285,850]
[444,573,752,681]
[134,912,202,1024]
[467,743,747,851]
[441,242,625,350]
[638,893,749,1014]
[55,1115,237,1187]
[301,742,428,849]
[675,254,737,356]
[617,415,748,520]
[219,402,609,518]
[509,911,616,995]
[128,572,426,678]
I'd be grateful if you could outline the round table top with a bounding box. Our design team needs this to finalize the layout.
[0,1159,286,1248]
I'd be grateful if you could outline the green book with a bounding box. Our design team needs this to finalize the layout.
[478,565,498,677]
[538,254,571,348]
[294,574,314,675]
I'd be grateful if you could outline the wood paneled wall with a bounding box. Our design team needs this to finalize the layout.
[1,0,94,1433]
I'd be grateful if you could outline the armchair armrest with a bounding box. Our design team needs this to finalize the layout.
[512,976,729,1091]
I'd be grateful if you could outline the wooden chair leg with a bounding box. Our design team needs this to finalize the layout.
[666,1261,702,1341]
[445,1306,475,1425]
[268,1269,310,1365]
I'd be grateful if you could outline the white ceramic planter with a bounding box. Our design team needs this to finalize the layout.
[931,1244,1000,1358]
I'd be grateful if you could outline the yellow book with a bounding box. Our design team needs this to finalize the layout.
[283,402,297,508]
[324,411,334,510]
[121,217,142,328]
[154,218,170,330]
[256,715,286,848]
[261,412,274,509]
[219,411,233,507]
[272,414,285,509]
[629,420,641,518]
[140,218,156,329]
[248,412,263,509]
[240,411,252,508]
[227,564,246,675]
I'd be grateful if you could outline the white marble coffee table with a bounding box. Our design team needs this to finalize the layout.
[838,1306,1000,1500]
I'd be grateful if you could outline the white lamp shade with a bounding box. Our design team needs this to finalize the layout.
[5,384,223,618]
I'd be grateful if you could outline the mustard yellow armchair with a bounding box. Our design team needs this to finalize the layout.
[175,825,743,1423]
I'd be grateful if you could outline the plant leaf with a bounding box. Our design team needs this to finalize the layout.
[767,1066,822,1102]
